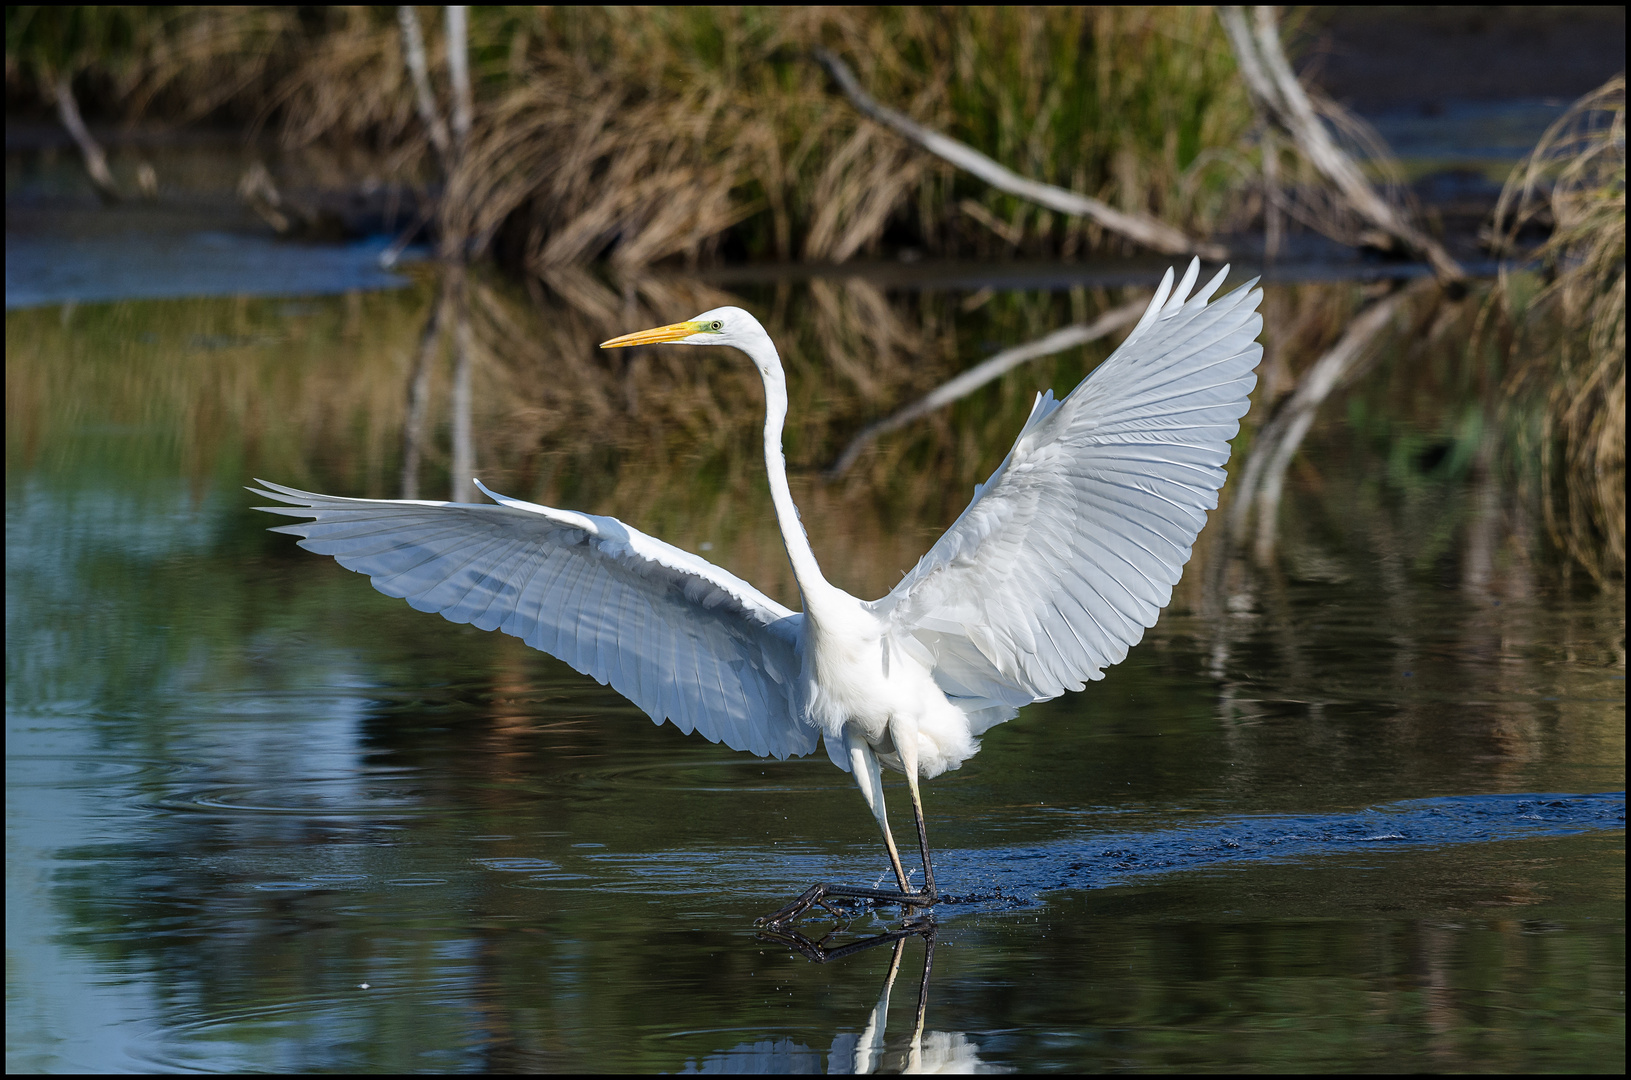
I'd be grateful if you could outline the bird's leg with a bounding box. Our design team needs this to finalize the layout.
[757,731,934,927]
[877,810,914,895]
[906,770,938,900]
[845,729,914,894]
[894,720,937,901]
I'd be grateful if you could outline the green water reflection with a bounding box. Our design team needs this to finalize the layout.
[6,272,1624,1072]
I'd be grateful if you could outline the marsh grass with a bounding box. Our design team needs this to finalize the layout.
[6,7,296,126]
[1486,76,1625,581]
[8,7,1258,267]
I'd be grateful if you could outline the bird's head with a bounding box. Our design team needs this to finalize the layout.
[599,306,770,356]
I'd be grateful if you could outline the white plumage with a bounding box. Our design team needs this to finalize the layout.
[253,258,1263,907]
[254,479,813,760]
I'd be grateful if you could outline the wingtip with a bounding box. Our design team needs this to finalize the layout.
[1125,266,1176,345]
[1191,263,1232,307]
[247,478,300,502]
[1162,258,1202,315]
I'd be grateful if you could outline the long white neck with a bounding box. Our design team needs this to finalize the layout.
[742,335,842,617]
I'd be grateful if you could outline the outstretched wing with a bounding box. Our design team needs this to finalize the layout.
[252,479,816,760]
[871,260,1263,722]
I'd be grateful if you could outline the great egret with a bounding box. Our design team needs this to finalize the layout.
[253,257,1263,923]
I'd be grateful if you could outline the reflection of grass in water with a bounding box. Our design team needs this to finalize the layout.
[5,270,1195,610]
[5,287,426,493]
[8,264,1594,611]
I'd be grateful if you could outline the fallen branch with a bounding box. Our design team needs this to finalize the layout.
[1219,7,1465,284]
[53,74,120,204]
[813,49,1226,261]
[825,297,1148,479]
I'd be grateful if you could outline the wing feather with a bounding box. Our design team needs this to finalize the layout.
[252,479,815,760]
[873,261,1263,709]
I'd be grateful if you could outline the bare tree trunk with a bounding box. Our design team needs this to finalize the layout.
[398,6,451,165]
[438,5,473,262]
[395,7,478,501]
[813,49,1226,261]
[53,74,120,204]
[388,6,453,269]
[826,296,1148,478]
[444,6,473,158]
[1219,7,1465,284]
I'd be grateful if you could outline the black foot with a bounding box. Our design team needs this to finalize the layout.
[755,882,938,928]
[758,916,935,962]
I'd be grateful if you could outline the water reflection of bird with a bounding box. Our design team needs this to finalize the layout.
[681,931,986,1074]
[254,257,1263,923]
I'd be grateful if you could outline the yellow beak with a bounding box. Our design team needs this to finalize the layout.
[599,321,704,349]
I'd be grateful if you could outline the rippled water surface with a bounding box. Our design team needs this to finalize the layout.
[7,239,1625,1072]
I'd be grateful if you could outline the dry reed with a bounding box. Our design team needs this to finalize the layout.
[8,7,1259,268]
[1487,76,1625,582]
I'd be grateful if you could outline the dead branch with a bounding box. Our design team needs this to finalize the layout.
[825,296,1148,479]
[444,6,473,157]
[397,6,452,164]
[238,161,291,233]
[53,75,120,204]
[1219,7,1465,284]
[813,49,1226,261]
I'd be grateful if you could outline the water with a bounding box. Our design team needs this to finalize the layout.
[5,133,426,310]
[1364,97,1578,179]
[7,165,1625,1070]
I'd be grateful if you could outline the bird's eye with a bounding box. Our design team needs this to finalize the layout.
[710,321,723,331]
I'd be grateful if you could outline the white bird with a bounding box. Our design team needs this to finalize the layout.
[253,257,1263,924]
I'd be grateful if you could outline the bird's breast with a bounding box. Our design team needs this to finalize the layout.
[801,614,944,742]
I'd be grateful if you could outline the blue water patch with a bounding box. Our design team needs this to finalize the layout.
[1362,97,1574,165]
[564,791,1624,911]
[935,791,1625,904]
[5,228,423,310]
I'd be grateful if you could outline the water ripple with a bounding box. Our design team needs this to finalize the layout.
[562,791,1625,912]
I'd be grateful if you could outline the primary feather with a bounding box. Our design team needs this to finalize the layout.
[871,264,1262,720]
[251,478,814,760]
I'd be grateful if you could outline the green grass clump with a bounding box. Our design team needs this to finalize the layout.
[8,7,1257,266]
